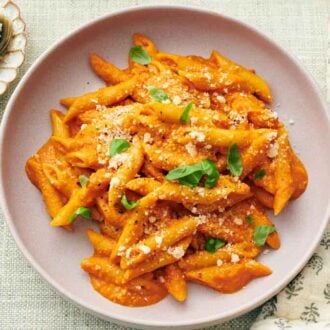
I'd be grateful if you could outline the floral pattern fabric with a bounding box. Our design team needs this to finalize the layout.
[251,224,330,330]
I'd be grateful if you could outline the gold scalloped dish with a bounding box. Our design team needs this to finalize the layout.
[0,0,26,95]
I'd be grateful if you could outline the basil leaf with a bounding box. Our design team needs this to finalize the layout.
[205,238,226,253]
[109,139,130,156]
[254,225,276,246]
[199,159,220,188]
[227,144,243,176]
[178,171,204,187]
[165,164,202,181]
[121,194,139,210]
[129,45,151,65]
[255,169,266,180]
[165,160,219,188]
[78,175,89,187]
[246,216,253,224]
[180,102,193,124]
[69,207,92,223]
[149,87,170,103]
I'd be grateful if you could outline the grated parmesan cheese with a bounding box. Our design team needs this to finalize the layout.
[217,259,223,267]
[232,176,239,182]
[267,141,279,158]
[196,187,205,196]
[216,95,226,104]
[204,72,212,81]
[271,111,278,119]
[172,95,182,105]
[96,144,102,152]
[96,104,107,111]
[198,214,207,225]
[190,131,206,142]
[117,245,126,256]
[218,217,225,225]
[110,177,120,187]
[155,236,163,248]
[185,142,197,157]
[143,132,153,144]
[125,247,132,258]
[231,253,240,263]
[191,207,198,214]
[167,246,185,259]
[190,117,198,125]
[149,216,157,223]
[228,111,247,126]
[233,217,243,226]
[94,264,101,271]
[139,245,151,254]
[108,153,130,170]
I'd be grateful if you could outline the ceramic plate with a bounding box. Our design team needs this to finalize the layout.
[0,6,329,329]
[0,0,26,95]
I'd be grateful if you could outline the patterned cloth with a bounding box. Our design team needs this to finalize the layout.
[251,229,330,329]
[0,1,329,329]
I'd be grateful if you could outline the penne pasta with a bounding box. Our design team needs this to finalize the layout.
[210,50,272,103]
[120,216,198,269]
[26,156,65,217]
[26,33,307,307]
[86,229,116,256]
[273,129,295,215]
[64,76,138,122]
[164,263,187,302]
[107,136,144,226]
[50,109,70,138]
[186,260,272,293]
[124,237,192,282]
[90,53,131,85]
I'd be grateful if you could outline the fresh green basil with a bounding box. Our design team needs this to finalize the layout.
[178,171,204,187]
[253,225,276,246]
[129,45,151,65]
[205,238,226,253]
[199,159,220,188]
[69,207,92,223]
[149,87,170,103]
[227,144,243,176]
[180,102,193,124]
[78,175,89,187]
[255,169,266,180]
[109,139,130,157]
[121,194,139,210]
[246,216,253,224]
[165,159,219,188]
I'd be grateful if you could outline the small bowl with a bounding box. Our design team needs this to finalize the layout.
[0,0,26,95]
[0,5,329,329]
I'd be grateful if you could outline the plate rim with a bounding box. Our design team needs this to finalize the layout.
[0,4,329,329]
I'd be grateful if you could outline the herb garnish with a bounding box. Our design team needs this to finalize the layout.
[166,159,219,188]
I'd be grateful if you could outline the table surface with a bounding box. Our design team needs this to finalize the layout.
[0,1,329,329]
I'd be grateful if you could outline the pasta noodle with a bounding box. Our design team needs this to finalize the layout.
[25,34,308,307]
